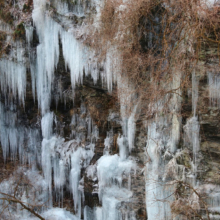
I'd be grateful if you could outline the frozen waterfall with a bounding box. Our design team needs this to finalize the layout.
[0,0,219,219]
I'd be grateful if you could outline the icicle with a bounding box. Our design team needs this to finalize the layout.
[117,72,139,152]
[41,112,54,206]
[183,69,200,185]
[25,25,34,48]
[170,70,181,153]
[170,114,180,153]
[117,135,128,161]
[32,0,100,112]
[208,70,220,108]
[103,130,113,155]
[0,102,41,162]
[70,148,83,215]
[127,104,138,151]
[33,0,60,114]
[192,70,198,116]
[41,112,53,139]
[0,20,13,33]
[54,159,65,206]
[97,152,136,202]
[0,59,26,105]
[69,144,95,218]
[104,47,121,93]
[42,138,53,206]
[105,49,115,92]
[52,0,69,14]
[184,116,200,182]
[84,206,94,220]
[60,29,85,90]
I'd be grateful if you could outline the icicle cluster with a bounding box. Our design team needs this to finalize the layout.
[208,70,220,108]
[0,102,41,164]
[94,133,137,220]
[0,40,27,105]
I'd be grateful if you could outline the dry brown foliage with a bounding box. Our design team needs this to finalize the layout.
[84,2,220,217]
[86,0,220,117]
[171,181,211,220]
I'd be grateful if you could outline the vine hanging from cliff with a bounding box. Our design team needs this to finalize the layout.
[86,0,220,116]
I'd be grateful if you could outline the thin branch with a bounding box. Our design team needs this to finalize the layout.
[0,192,45,220]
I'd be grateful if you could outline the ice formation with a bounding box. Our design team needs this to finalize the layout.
[25,25,34,48]
[0,57,26,105]
[117,71,139,152]
[208,70,220,107]
[184,117,200,181]
[0,101,41,163]
[0,0,217,219]
[31,0,102,113]
[144,71,183,219]
[30,3,139,217]
[145,121,175,220]
[40,108,97,215]
[96,134,137,220]
[184,70,200,184]
[32,1,60,114]
[0,0,145,219]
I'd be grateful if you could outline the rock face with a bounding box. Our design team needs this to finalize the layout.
[0,0,220,220]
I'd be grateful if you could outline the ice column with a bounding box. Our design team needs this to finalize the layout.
[117,65,139,152]
[32,0,60,114]
[70,143,95,218]
[192,70,199,116]
[97,134,136,220]
[41,112,54,205]
[145,121,173,220]
[60,30,85,90]
[170,71,181,153]
[184,70,200,185]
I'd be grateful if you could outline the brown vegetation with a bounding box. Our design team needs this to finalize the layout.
[86,0,220,116]
[85,1,220,218]
[171,181,211,220]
